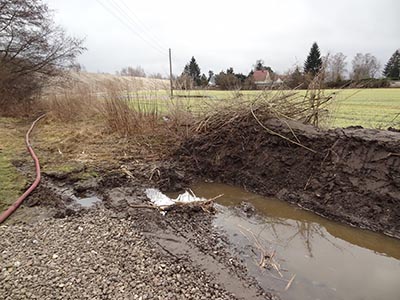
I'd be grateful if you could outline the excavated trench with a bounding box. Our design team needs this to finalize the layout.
[176,118,400,239]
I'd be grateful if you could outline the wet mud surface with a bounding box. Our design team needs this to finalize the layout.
[177,118,400,238]
[3,162,275,299]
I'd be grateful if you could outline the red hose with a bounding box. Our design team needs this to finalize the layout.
[0,114,46,224]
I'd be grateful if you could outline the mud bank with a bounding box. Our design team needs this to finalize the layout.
[177,118,400,238]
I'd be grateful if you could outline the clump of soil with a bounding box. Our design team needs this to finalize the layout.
[177,116,400,238]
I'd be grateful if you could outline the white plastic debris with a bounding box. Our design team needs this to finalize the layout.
[145,189,175,206]
[145,188,205,207]
[175,190,203,203]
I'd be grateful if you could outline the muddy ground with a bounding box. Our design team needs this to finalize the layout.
[1,118,277,299]
[2,170,276,300]
[177,117,400,239]
[1,114,400,299]
[2,197,275,300]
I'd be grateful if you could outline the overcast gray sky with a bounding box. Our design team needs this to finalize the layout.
[46,0,399,77]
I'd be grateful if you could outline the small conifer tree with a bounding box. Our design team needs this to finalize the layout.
[304,42,323,77]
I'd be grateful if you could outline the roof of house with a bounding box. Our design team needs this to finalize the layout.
[253,70,270,82]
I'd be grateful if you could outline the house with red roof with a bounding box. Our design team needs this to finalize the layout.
[253,70,284,88]
[253,70,273,87]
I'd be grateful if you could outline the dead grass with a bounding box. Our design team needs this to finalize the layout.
[42,84,101,122]
[100,87,160,136]
[32,118,174,177]
[40,72,194,138]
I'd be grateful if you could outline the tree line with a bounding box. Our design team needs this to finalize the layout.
[1,0,399,114]
[178,43,400,90]
[176,57,277,90]
[115,65,166,79]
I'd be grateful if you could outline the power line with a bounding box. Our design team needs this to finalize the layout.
[117,0,169,51]
[107,0,166,53]
[97,0,165,56]
[95,0,166,58]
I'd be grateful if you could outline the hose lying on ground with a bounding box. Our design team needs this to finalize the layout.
[0,114,46,224]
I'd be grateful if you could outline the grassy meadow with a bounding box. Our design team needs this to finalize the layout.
[126,88,400,129]
[328,88,400,128]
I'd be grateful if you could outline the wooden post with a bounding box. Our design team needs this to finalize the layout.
[169,48,173,98]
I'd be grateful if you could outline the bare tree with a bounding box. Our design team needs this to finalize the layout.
[148,73,164,79]
[351,53,380,80]
[175,73,194,90]
[326,52,347,82]
[0,0,85,112]
[119,66,146,77]
[68,63,86,72]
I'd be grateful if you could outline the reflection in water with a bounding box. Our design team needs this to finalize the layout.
[191,182,400,259]
[188,182,400,300]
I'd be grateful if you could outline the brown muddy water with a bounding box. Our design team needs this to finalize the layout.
[189,182,400,300]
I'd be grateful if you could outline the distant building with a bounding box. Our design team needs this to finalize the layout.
[253,70,273,87]
[390,80,400,88]
[253,70,284,88]
[208,75,217,86]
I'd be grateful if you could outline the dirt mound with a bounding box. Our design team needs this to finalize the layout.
[177,117,400,238]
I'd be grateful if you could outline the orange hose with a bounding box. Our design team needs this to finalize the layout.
[0,114,46,224]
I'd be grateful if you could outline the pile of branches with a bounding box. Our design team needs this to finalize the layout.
[196,86,335,130]
[191,75,335,153]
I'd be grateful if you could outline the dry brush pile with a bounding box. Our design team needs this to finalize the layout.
[195,81,335,147]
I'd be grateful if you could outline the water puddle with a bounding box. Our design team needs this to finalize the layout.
[188,182,400,300]
[76,196,101,208]
[43,181,101,209]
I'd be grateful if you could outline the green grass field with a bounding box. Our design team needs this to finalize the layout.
[327,89,400,128]
[128,88,400,129]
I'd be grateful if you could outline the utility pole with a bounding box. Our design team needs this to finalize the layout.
[169,48,173,98]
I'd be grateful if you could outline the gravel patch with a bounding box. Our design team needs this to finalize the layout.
[0,209,237,300]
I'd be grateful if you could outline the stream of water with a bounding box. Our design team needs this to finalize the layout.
[189,182,400,300]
